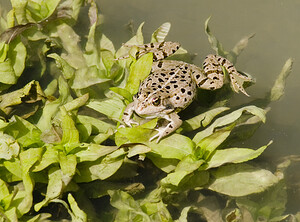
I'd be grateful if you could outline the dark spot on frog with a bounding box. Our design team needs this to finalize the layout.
[170,80,177,83]
[174,85,178,88]
[187,91,192,95]
[158,61,163,68]
[165,104,173,110]
[181,88,186,93]
[161,73,166,77]
[158,78,164,82]
[169,71,175,75]
[166,86,171,89]
[176,96,180,100]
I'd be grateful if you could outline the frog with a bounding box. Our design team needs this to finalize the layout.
[121,41,252,143]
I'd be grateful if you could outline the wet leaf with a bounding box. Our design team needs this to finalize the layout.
[148,134,195,160]
[0,80,45,118]
[34,167,63,211]
[87,97,125,120]
[125,53,153,95]
[0,132,20,160]
[75,144,118,162]
[193,105,266,145]
[269,58,293,102]
[19,147,44,214]
[48,53,75,79]
[206,141,272,169]
[208,164,279,197]
[67,193,87,222]
[179,107,230,132]
[228,33,255,64]
[204,17,227,57]
[151,22,171,43]
[60,107,80,153]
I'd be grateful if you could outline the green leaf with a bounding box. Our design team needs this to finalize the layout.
[115,123,155,146]
[87,97,125,120]
[0,132,20,160]
[151,22,171,43]
[75,149,126,182]
[71,66,110,89]
[60,106,80,152]
[179,107,230,132]
[108,190,151,222]
[204,17,227,57]
[148,134,195,160]
[67,194,87,222]
[196,125,234,160]
[161,155,204,187]
[75,144,118,162]
[193,106,266,145]
[207,141,272,169]
[63,93,89,112]
[269,58,293,102]
[37,76,71,132]
[208,164,279,197]
[110,87,133,102]
[0,80,45,118]
[19,147,44,214]
[127,144,151,158]
[34,167,63,211]
[5,115,42,147]
[48,53,75,80]
[228,33,255,64]
[125,53,153,95]
[55,23,86,69]
[76,115,115,134]
[32,145,59,172]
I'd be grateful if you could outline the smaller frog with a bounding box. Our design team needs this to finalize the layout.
[121,42,252,142]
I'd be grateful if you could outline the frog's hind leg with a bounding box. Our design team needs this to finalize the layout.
[199,54,251,96]
[136,42,181,61]
[118,42,181,61]
[192,54,225,91]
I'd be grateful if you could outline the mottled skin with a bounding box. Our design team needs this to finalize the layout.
[122,42,251,142]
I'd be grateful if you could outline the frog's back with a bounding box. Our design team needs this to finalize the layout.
[137,60,197,110]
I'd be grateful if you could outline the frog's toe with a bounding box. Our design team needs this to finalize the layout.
[123,119,139,127]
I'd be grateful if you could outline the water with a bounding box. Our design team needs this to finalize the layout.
[99,0,300,214]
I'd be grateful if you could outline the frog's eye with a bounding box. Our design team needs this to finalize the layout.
[152,97,161,106]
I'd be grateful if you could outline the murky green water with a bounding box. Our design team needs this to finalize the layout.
[99,0,300,212]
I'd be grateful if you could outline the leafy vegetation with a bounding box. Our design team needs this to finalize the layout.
[0,0,298,221]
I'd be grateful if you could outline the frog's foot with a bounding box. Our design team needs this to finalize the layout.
[122,102,139,127]
[196,54,251,96]
[149,113,182,143]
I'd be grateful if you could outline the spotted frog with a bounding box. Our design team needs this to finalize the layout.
[122,42,252,142]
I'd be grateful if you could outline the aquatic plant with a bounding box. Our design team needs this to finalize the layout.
[0,0,297,221]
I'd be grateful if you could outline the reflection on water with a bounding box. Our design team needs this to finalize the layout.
[99,0,300,213]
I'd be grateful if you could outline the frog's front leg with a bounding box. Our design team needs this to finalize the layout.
[149,112,182,143]
[122,102,138,127]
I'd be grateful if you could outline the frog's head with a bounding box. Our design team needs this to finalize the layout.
[134,94,174,117]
